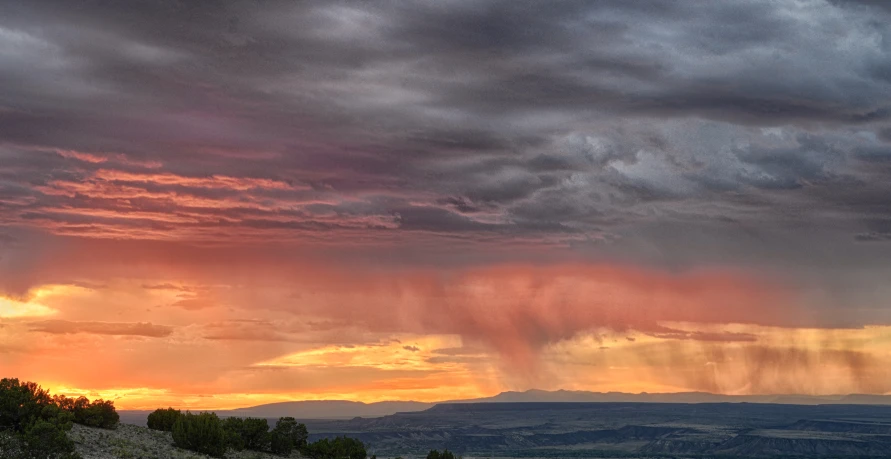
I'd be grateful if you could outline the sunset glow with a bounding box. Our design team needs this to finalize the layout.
[3,0,891,412]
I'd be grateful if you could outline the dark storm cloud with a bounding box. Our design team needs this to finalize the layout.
[831,0,891,13]
[1,0,891,277]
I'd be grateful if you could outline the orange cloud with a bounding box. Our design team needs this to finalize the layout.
[28,320,173,337]
[3,244,888,410]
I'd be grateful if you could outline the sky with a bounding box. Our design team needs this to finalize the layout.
[2,0,891,410]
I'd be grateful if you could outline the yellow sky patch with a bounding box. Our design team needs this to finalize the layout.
[0,296,57,318]
[255,334,465,371]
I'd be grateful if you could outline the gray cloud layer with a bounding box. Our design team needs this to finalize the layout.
[1,1,891,292]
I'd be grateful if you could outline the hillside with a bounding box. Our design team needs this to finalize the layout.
[41,401,891,458]
[68,423,300,459]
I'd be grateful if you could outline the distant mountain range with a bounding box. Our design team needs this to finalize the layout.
[225,400,433,419]
[185,389,891,420]
[116,390,891,425]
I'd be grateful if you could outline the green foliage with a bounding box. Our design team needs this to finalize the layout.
[303,435,366,459]
[0,378,80,459]
[427,449,459,459]
[269,417,308,455]
[0,378,52,432]
[55,396,119,429]
[243,417,272,451]
[171,411,227,458]
[146,407,181,432]
[23,417,80,459]
[222,417,246,451]
[222,416,270,452]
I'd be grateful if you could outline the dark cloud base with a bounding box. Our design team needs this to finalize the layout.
[1,0,891,321]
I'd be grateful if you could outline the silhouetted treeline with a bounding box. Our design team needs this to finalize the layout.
[53,394,119,429]
[148,407,362,458]
[0,378,119,459]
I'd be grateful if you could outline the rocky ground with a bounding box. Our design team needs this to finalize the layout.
[69,423,299,459]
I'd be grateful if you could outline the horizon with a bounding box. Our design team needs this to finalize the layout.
[58,388,891,412]
[3,0,891,411]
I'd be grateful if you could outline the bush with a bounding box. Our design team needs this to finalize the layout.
[146,407,181,432]
[0,378,80,459]
[222,417,246,451]
[76,398,119,429]
[171,411,227,458]
[53,395,119,429]
[0,378,52,432]
[23,415,80,459]
[222,417,269,451]
[304,436,366,459]
[427,450,459,459]
[269,417,308,456]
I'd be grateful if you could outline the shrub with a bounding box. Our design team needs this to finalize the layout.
[304,436,366,459]
[222,417,269,451]
[242,417,271,451]
[171,411,227,458]
[269,417,308,456]
[23,415,80,459]
[76,398,119,429]
[0,378,80,459]
[427,450,459,459]
[0,378,52,432]
[53,395,119,429]
[146,407,181,432]
[222,417,246,451]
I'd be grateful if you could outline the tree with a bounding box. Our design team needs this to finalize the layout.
[222,417,270,451]
[0,378,52,432]
[269,417,308,455]
[242,417,272,451]
[222,417,246,451]
[171,411,227,458]
[304,436,366,459]
[51,395,119,430]
[0,378,79,459]
[427,450,458,459]
[73,398,119,429]
[22,415,80,459]
[146,407,181,432]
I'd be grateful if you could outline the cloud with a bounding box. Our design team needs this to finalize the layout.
[402,345,420,352]
[0,0,889,256]
[0,296,57,318]
[645,327,758,343]
[855,232,891,242]
[28,320,173,337]
[171,298,215,311]
[2,0,891,404]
